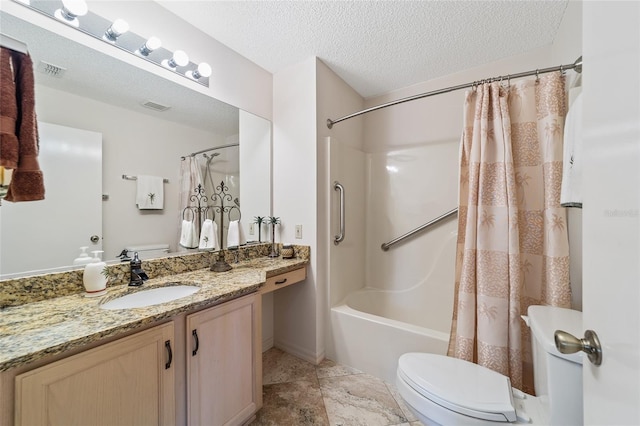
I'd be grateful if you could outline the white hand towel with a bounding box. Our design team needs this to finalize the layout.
[560,89,583,208]
[238,221,246,246]
[227,220,240,248]
[136,175,164,210]
[179,220,198,249]
[199,219,219,250]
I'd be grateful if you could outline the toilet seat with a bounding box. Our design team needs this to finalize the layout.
[397,353,517,423]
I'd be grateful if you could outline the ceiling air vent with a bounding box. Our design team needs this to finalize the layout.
[36,60,66,78]
[141,100,171,112]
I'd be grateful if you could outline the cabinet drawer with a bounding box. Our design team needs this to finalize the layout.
[260,267,306,294]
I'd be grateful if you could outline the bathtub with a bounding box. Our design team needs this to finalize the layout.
[329,231,456,384]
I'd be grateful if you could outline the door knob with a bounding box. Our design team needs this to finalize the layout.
[554,329,602,366]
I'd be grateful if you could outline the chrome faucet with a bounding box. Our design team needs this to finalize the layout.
[129,252,149,286]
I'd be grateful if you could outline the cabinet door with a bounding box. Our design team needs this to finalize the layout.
[15,323,175,426]
[187,293,262,426]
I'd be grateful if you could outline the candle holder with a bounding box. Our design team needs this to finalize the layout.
[268,216,280,258]
[254,216,265,243]
[210,180,241,272]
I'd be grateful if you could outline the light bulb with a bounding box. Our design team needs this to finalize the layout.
[139,36,162,56]
[166,50,189,68]
[104,18,129,41]
[193,63,212,79]
[61,0,88,17]
[54,0,88,27]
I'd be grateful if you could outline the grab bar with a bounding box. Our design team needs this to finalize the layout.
[334,181,345,245]
[381,207,458,251]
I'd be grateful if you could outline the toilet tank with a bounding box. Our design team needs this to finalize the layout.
[527,305,583,425]
[125,244,170,260]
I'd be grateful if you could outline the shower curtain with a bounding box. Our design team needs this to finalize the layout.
[448,72,570,393]
[178,156,203,252]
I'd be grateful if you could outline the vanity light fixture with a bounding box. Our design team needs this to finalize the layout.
[163,50,189,69]
[14,0,210,87]
[138,36,161,56]
[54,0,88,28]
[187,62,212,80]
[104,18,129,42]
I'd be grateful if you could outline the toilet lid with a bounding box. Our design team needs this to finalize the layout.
[398,353,517,422]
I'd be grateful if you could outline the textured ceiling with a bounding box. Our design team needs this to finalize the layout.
[158,0,569,98]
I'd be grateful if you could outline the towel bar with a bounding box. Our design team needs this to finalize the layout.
[122,174,169,183]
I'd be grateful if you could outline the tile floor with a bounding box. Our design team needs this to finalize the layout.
[250,348,424,426]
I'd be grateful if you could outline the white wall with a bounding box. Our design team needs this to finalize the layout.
[272,58,320,362]
[35,85,225,260]
[239,111,272,242]
[271,57,364,363]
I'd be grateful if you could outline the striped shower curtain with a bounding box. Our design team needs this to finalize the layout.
[448,72,571,393]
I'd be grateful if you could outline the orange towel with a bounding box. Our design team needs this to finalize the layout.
[2,48,44,202]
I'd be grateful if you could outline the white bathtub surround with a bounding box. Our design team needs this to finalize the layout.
[449,73,571,394]
[327,134,459,383]
[330,228,455,383]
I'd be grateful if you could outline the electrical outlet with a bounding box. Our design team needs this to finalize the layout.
[249,223,255,235]
[295,225,303,239]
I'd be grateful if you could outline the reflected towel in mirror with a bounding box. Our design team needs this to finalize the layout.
[226,220,246,248]
[179,220,198,248]
[136,175,164,209]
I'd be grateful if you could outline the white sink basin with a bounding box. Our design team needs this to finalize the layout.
[100,285,200,310]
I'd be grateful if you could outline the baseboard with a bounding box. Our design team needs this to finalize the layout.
[262,336,274,353]
[274,338,325,365]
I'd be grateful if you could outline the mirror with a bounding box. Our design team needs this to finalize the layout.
[0,11,271,278]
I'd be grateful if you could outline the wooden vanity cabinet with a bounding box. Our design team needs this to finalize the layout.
[186,293,262,426]
[259,267,307,294]
[10,292,262,426]
[14,322,175,426]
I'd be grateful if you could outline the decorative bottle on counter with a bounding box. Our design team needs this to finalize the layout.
[83,251,108,297]
[73,246,93,266]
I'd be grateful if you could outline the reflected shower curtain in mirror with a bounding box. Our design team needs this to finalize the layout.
[448,73,570,393]
[178,156,203,252]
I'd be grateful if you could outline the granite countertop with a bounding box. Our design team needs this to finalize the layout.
[0,257,307,372]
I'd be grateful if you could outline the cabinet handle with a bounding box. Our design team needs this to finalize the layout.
[165,340,173,369]
[275,278,287,285]
[192,329,200,356]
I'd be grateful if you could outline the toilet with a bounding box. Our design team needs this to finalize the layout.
[396,305,583,425]
[124,243,170,260]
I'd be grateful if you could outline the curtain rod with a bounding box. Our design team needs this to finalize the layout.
[327,56,583,129]
[181,143,239,160]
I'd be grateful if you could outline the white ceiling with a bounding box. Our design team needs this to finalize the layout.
[158,0,569,98]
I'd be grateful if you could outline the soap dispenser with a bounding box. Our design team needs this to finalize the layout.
[73,246,93,266]
[83,251,108,297]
